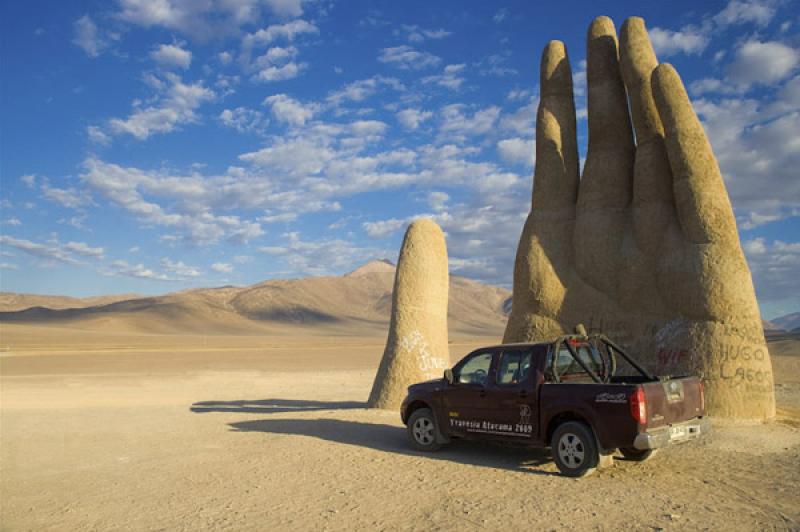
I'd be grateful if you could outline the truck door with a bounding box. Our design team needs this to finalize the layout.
[442,350,495,438]
[488,348,538,441]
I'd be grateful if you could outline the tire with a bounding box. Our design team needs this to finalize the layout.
[619,447,657,462]
[407,408,442,452]
[551,421,599,477]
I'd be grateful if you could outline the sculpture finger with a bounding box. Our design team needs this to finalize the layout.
[532,40,580,213]
[368,219,450,409]
[651,63,739,246]
[619,17,677,256]
[503,41,579,343]
[575,16,635,297]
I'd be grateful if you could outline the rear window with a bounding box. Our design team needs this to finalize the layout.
[552,344,603,379]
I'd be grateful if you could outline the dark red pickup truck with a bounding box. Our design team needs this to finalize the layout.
[400,332,709,476]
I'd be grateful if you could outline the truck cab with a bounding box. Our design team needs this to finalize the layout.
[401,333,708,477]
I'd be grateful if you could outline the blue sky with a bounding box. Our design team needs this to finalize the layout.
[0,0,798,319]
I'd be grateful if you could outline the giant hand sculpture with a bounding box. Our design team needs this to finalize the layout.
[504,17,775,419]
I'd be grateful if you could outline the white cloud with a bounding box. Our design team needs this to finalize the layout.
[254,61,305,82]
[742,237,800,306]
[264,94,318,126]
[422,64,466,90]
[72,15,106,57]
[713,0,776,27]
[3,218,21,226]
[151,43,192,70]
[41,183,92,209]
[242,19,318,47]
[439,104,501,140]
[109,73,215,140]
[116,0,303,40]
[396,108,433,130]
[80,158,265,245]
[363,218,406,238]
[378,45,441,70]
[499,97,538,135]
[161,257,201,277]
[211,262,233,273]
[649,26,709,56]
[497,137,535,166]
[63,241,104,259]
[427,191,449,212]
[21,174,36,188]
[400,25,452,43]
[327,76,404,107]
[260,231,390,276]
[263,0,306,18]
[0,235,100,265]
[87,125,111,146]
[219,107,267,134]
[727,40,799,86]
[259,212,297,223]
[107,260,172,281]
[493,9,509,24]
[693,92,800,226]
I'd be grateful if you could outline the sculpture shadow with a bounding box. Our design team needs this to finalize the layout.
[228,417,556,476]
[191,398,366,414]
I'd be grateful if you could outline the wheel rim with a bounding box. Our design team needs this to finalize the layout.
[557,432,585,469]
[412,417,435,445]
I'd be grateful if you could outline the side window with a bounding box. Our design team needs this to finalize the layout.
[496,351,532,386]
[454,352,493,386]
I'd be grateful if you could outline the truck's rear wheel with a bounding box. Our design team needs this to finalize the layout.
[619,447,657,462]
[551,421,599,477]
[407,408,442,452]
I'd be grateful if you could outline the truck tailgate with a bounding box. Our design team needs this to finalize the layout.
[641,377,704,429]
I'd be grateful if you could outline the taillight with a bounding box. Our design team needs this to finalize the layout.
[699,380,705,413]
[630,387,647,425]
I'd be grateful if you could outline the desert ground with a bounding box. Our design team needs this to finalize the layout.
[2,318,799,531]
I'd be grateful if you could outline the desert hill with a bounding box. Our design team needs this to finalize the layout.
[0,292,140,312]
[0,261,511,337]
[773,312,800,333]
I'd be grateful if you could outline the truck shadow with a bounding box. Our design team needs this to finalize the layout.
[190,398,366,414]
[228,417,557,476]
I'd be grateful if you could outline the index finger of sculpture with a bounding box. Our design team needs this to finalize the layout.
[651,63,740,246]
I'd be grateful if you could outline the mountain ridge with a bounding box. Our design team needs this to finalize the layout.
[0,260,510,337]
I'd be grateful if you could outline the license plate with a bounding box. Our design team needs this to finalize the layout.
[669,425,688,439]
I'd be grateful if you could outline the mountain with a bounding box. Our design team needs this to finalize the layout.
[772,312,800,333]
[0,261,511,337]
[0,292,140,312]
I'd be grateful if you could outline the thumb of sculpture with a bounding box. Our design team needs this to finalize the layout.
[368,219,451,409]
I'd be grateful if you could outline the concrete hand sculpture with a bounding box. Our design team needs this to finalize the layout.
[368,219,451,409]
[504,16,775,419]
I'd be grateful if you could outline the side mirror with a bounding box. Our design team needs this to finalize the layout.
[444,369,454,385]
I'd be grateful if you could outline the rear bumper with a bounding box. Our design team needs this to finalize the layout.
[633,417,710,450]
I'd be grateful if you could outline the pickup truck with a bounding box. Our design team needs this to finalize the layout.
[400,331,709,477]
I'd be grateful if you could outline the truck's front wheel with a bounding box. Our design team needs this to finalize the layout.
[407,408,442,452]
[551,421,599,477]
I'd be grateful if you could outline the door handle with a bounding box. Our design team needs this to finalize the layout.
[479,390,487,398]
[518,390,528,398]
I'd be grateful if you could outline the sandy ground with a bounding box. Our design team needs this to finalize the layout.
[2,328,800,531]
